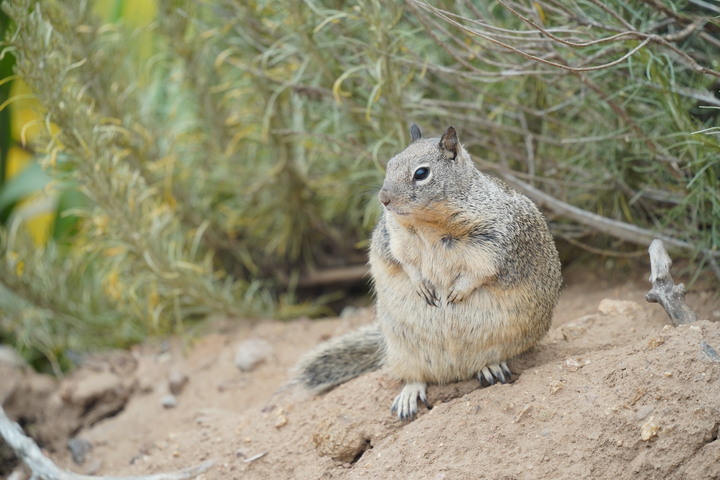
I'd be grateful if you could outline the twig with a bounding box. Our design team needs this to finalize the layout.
[413,1,656,73]
[0,405,214,480]
[278,264,370,289]
[645,239,698,326]
[410,0,720,78]
[298,265,370,288]
[242,452,267,464]
[496,170,720,257]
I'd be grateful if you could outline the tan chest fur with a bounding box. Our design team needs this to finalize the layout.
[370,205,542,384]
[385,205,498,296]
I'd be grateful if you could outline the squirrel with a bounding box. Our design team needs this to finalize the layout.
[295,125,562,420]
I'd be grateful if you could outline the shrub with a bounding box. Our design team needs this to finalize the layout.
[1,0,718,370]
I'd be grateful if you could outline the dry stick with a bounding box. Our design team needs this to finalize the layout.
[295,264,370,288]
[496,170,720,259]
[0,405,214,480]
[645,239,698,326]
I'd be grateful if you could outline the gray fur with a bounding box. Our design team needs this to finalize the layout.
[294,324,385,393]
[410,123,422,142]
[295,125,562,420]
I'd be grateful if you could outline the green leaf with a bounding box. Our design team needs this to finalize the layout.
[0,161,51,214]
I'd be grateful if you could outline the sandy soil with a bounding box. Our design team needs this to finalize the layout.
[2,271,720,480]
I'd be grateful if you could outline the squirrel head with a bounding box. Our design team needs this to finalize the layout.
[378,125,476,219]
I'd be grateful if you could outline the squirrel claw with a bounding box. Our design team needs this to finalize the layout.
[391,382,429,421]
[478,362,512,387]
[447,279,475,304]
[447,290,463,304]
[416,281,439,307]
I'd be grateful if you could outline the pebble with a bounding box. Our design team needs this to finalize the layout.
[234,338,273,372]
[168,370,189,395]
[68,437,93,465]
[161,394,178,408]
[635,405,654,421]
[700,341,720,363]
[640,416,660,441]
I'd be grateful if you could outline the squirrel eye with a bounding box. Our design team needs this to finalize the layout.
[413,167,430,181]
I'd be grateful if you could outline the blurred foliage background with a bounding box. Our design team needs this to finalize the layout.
[0,0,718,372]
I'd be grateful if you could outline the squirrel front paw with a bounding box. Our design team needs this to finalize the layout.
[416,279,439,307]
[404,267,439,306]
[447,275,476,304]
[447,287,470,304]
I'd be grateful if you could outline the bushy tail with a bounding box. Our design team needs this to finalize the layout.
[295,323,385,393]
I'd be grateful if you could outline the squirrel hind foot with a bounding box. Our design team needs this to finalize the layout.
[390,382,430,421]
[477,362,513,387]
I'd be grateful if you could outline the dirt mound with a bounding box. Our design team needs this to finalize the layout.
[2,277,720,479]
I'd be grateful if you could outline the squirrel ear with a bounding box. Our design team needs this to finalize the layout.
[439,126,458,160]
[409,123,422,143]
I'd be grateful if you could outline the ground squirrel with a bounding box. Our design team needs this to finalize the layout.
[296,125,562,420]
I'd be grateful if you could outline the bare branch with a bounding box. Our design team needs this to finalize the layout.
[409,0,720,78]
[411,1,657,73]
[281,264,369,289]
[494,170,720,257]
[645,240,698,326]
[0,405,214,480]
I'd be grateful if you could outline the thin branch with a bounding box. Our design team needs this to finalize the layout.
[296,265,370,288]
[410,0,720,78]
[411,1,656,73]
[0,405,214,480]
[495,170,720,261]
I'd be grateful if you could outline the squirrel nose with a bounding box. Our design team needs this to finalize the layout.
[378,189,391,206]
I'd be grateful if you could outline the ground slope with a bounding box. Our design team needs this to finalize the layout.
[2,276,720,480]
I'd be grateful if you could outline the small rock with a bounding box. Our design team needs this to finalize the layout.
[549,380,564,394]
[635,405,654,421]
[274,415,288,428]
[641,416,660,441]
[560,315,594,341]
[700,340,720,363]
[68,437,93,465]
[56,370,134,428]
[168,371,189,395]
[234,338,273,372]
[161,394,178,408]
[312,416,371,462]
[62,372,123,404]
[564,358,582,372]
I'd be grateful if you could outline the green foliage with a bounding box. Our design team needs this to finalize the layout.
[0,4,16,208]
[0,161,49,214]
[0,0,718,369]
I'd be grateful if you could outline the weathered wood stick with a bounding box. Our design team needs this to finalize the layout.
[645,239,697,326]
[0,405,213,480]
